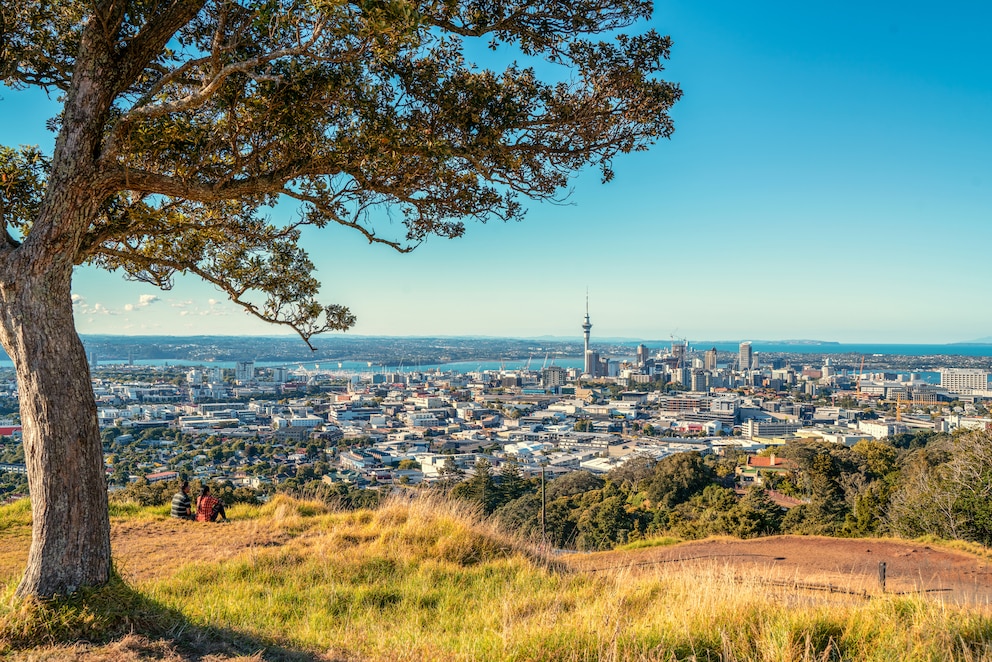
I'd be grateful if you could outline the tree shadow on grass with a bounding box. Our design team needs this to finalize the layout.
[1,571,328,661]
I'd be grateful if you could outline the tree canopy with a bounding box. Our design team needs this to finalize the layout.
[2,0,680,343]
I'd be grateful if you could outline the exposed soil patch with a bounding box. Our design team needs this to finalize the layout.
[0,517,293,587]
[110,518,293,583]
[566,535,992,605]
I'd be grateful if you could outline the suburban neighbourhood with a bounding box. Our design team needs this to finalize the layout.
[3,335,989,506]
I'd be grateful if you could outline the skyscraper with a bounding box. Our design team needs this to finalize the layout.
[704,347,718,371]
[636,344,649,367]
[738,342,752,372]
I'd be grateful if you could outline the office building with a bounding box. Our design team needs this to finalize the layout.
[739,342,752,371]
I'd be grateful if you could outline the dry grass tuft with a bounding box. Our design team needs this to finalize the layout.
[0,499,31,531]
[257,494,332,521]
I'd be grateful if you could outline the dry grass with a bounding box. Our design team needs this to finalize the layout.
[2,495,992,660]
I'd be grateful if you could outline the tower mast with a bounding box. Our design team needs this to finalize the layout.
[582,290,594,375]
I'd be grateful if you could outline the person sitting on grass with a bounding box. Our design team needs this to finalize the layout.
[170,480,193,520]
[195,484,228,522]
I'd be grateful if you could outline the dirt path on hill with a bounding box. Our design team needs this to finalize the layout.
[110,518,295,583]
[3,520,992,606]
[0,518,290,587]
[564,535,992,605]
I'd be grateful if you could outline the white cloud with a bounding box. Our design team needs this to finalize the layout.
[124,303,135,312]
[208,298,220,306]
[92,303,115,315]
[71,294,84,305]
[138,294,160,307]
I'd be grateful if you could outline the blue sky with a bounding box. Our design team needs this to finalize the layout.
[2,0,990,343]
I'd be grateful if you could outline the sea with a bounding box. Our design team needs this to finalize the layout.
[2,342,991,375]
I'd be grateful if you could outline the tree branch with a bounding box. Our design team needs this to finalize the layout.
[121,23,327,123]
[113,0,210,96]
[282,189,416,253]
[107,167,296,201]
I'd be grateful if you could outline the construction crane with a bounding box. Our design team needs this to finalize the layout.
[893,394,946,422]
[524,354,533,371]
[540,352,550,370]
[855,356,866,399]
[670,333,687,369]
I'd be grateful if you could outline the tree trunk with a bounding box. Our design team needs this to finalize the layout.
[0,263,110,598]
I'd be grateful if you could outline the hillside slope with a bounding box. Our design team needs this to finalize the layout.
[1,497,991,661]
[569,535,992,605]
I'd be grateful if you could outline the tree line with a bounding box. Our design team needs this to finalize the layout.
[444,429,992,551]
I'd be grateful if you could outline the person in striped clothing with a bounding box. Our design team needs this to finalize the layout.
[170,481,192,520]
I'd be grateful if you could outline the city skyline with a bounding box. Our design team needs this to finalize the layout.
[2,1,989,343]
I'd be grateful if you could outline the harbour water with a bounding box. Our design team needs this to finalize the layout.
[1,341,990,374]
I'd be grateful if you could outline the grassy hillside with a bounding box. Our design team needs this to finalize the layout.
[0,496,991,661]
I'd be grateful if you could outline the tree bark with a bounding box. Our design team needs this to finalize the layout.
[0,263,110,598]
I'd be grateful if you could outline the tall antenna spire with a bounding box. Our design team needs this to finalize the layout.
[582,289,593,376]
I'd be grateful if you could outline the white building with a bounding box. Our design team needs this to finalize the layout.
[272,415,324,429]
[857,420,906,439]
[939,368,989,395]
[235,360,255,384]
[741,419,802,439]
[405,411,440,428]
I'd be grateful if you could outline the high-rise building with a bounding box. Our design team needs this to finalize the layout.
[235,360,255,383]
[636,344,650,367]
[187,368,203,386]
[738,342,752,372]
[939,368,989,394]
[585,350,601,377]
[542,366,567,388]
[704,347,718,371]
[690,369,708,392]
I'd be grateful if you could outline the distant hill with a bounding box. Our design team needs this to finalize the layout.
[955,337,992,345]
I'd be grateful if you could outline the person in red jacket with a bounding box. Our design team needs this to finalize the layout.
[195,484,228,522]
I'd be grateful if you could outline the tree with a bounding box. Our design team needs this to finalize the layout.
[643,451,714,509]
[575,495,635,550]
[495,458,528,507]
[0,0,679,597]
[799,451,849,535]
[546,471,604,500]
[732,486,783,538]
[436,456,466,493]
[888,432,992,544]
[450,457,498,513]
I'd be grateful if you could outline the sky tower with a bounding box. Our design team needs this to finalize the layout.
[582,292,594,375]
